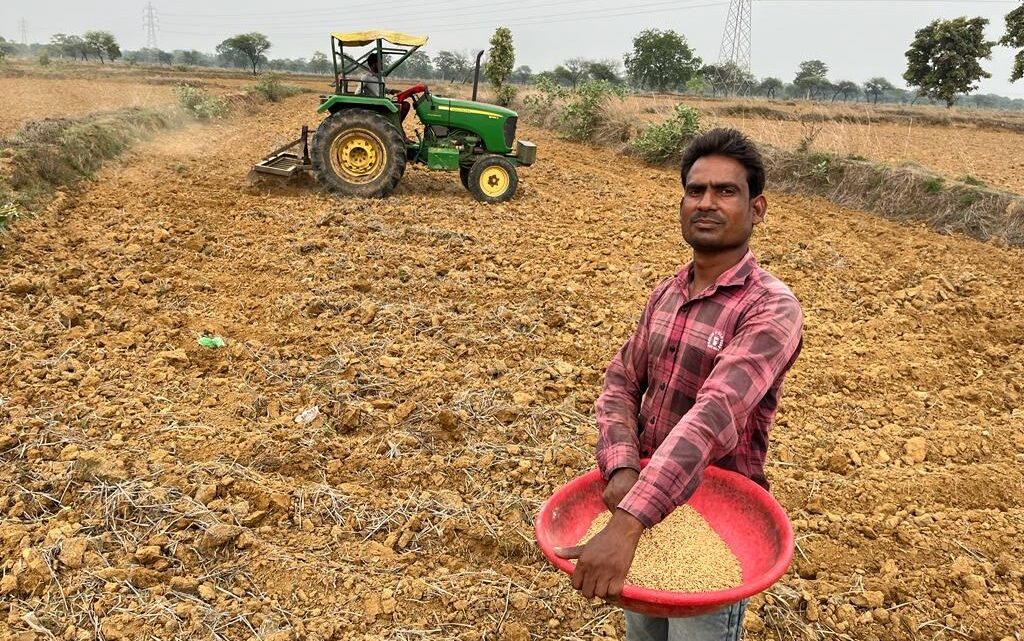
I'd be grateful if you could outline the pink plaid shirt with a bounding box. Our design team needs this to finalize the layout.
[595,250,803,528]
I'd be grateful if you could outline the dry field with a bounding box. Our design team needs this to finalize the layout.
[1,84,1023,641]
[0,62,332,138]
[622,95,1024,195]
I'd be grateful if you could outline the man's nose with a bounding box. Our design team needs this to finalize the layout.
[696,190,715,210]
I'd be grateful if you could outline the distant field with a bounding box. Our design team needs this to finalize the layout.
[607,94,1024,195]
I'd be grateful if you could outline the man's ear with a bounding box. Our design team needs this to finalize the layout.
[751,193,767,225]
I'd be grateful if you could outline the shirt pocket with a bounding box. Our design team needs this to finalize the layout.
[681,344,714,380]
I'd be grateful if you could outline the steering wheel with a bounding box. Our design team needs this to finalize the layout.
[395,82,428,107]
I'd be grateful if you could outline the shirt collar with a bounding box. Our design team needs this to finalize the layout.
[676,250,757,297]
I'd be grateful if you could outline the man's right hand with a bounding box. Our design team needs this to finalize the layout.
[603,468,639,512]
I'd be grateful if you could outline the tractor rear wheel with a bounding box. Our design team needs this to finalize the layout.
[467,155,518,203]
[311,109,405,198]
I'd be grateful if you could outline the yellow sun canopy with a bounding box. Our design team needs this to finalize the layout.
[331,31,428,47]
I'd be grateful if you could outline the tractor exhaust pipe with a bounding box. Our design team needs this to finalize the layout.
[472,50,484,101]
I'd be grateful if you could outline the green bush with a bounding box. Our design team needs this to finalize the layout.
[923,176,945,193]
[520,76,567,123]
[38,53,51,66]
[174,84,229,120]
[495,84,517,107]
[0,200,18,229]
[252,73,301,102]
[628,103,701,163]
[558,80,618,142]
[957,174,985,187]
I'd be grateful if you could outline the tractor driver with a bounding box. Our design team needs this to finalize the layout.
[555,128,804,641]
[359,52,384,97]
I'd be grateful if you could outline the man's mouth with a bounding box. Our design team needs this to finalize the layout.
[691,217,722,228]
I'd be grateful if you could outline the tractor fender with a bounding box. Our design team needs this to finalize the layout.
[318,95,399,115]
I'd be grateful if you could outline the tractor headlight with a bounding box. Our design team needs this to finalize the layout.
[503,117,517,149]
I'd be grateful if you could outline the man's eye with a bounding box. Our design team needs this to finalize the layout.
[719,187,736,196]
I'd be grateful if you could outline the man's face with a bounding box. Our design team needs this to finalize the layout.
[679,154,766,253]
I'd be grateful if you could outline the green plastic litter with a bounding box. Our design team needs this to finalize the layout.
[198,336,226,349]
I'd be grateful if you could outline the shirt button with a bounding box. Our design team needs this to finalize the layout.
[669,346,676,353]
[649,417,655,424]
[659,383,666,390]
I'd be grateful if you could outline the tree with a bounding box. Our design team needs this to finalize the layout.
[309,51,331,74]
[756,77,783,99]
[0,37,15,61]
[586,59,623,85]
[217,32,271,76]
[560,58,590,89]
[794,59,829,99]
[485,27,515,90]
[51,34,89,60]
[863,77,895,104]
[434,50,469,82]
[402,51,432,79]
[904,17,994,107]
[623,29,702,92]
[1002,2,1024,82]
[510,65,533,84]
[83,31,120,64]
[703,62,754,96]
[831,80,860,102]
[174,49,207,66]
[686,75,709,95]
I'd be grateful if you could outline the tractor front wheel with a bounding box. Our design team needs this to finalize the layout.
[459,166,471,190]
[467,155,518,203]
[311,109,405,198]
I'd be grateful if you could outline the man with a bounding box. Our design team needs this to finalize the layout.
[359,52,384,97]
[556,128,804,641]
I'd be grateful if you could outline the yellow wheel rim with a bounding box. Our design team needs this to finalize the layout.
[479,165,510,198]
[329,128,387,184]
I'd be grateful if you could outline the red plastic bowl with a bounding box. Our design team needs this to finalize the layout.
[535,463,794,618]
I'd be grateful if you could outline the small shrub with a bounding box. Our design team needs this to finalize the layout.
[558,80,617,142]
[628,103,701,163]
[495,84,517,107]
[922,176,945,193]
[795,121,823,153]
[251,73,301,102]
[520,76,567,124]
[174,84,229,120]
[957,174,985,187]
[38,53,51,66]
[0,200,18,229]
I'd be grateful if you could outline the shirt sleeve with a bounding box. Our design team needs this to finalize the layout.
[594,279,671,480]
[617,291,804,528]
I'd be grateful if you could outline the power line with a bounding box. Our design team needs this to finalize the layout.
[144,2,159,49]
[159,0,729,39]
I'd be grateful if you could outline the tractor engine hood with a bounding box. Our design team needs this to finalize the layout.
[424,96,519,154]
[431,97,517,121]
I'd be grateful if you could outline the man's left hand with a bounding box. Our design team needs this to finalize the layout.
[553,509,644,599]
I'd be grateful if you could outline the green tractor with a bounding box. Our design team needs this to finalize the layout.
[250,30,536,203]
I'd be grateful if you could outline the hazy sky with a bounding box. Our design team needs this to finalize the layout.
[2,0,1022,97]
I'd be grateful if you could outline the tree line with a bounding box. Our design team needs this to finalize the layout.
[2,3,1023,109]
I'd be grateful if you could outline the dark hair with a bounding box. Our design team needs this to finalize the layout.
[680,128,765,197]
[366,52,380,67]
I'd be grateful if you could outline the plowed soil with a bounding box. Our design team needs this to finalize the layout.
[1,94,1022,641]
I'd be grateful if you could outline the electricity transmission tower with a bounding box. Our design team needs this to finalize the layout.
[143,3,159,50]
[718,0,752,72]
[20,18,28,45]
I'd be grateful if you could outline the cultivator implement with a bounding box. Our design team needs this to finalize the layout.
[247,125,311,184]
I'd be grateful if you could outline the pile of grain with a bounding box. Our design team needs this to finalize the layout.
[579,506,742,592]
